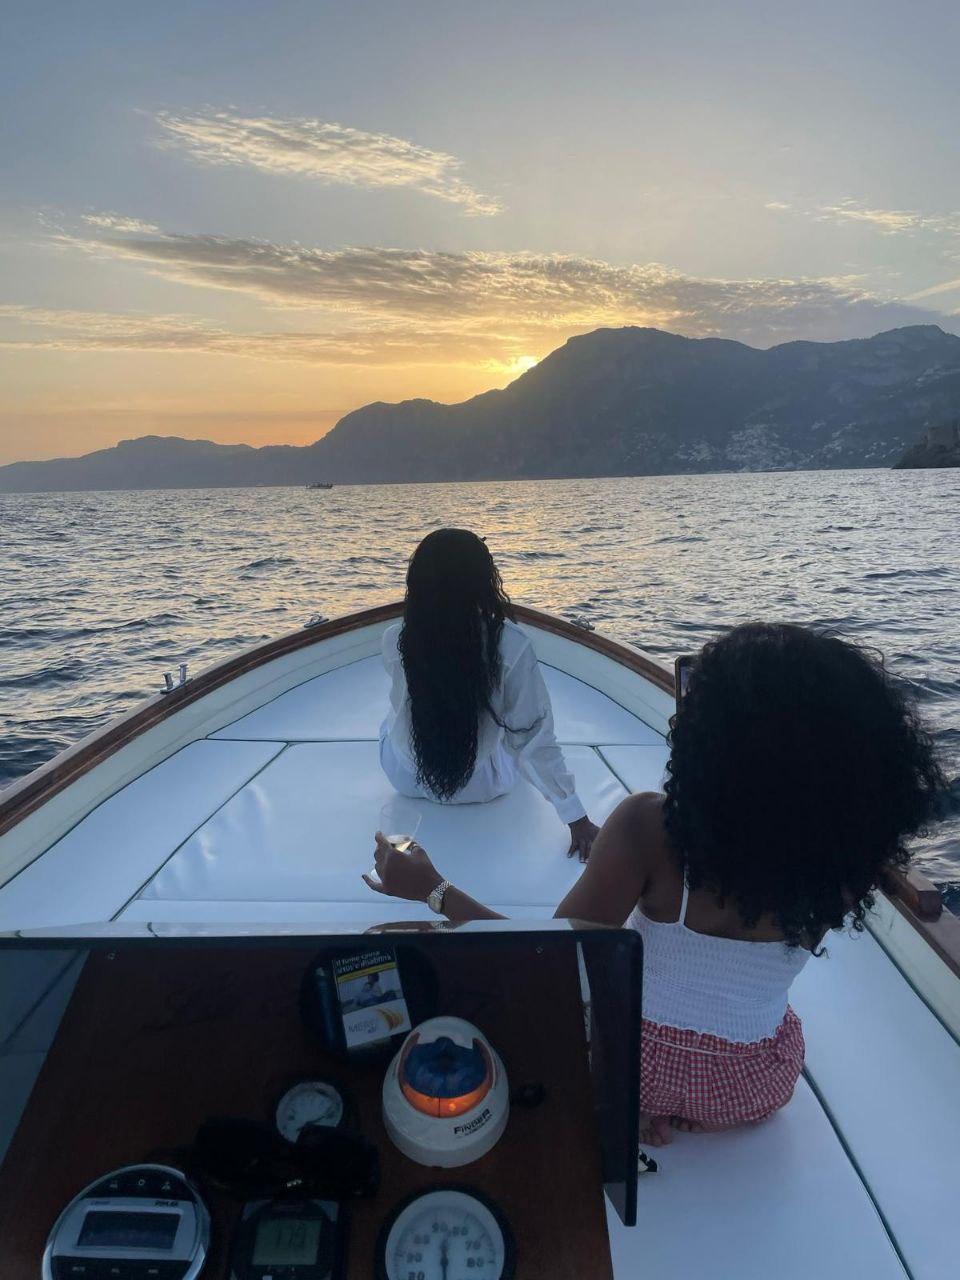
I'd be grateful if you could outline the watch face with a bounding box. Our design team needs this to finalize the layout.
[275,1081,346,1143]
[378,1188,514,1280]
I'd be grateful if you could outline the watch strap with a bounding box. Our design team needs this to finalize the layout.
[427,879,451,915]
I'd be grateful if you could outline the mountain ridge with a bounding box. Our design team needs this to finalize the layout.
[4,324,960,491]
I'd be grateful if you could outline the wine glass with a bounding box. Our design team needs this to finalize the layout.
[368,796,423,886]
[377,796,423,852]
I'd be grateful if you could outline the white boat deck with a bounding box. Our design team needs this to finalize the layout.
[0,659,670,930]
[1,638,958,1278]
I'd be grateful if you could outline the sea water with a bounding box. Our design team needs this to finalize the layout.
[1,470,957,889]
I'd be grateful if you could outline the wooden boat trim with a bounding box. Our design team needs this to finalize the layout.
[883,870,960,979]
[882,866,944,921]
[877,866,959,978]
[1,601,955,977]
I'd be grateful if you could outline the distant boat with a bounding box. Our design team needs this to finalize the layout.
[306,482,334,489]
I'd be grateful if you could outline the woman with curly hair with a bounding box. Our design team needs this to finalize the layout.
[366,621,944,1144]
[379,528,599,859]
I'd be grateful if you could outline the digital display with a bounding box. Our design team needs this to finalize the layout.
[78,1211,179,1251]
[252,1217,323,1266]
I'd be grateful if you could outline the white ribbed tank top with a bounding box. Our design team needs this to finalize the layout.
[630,881,811,1044]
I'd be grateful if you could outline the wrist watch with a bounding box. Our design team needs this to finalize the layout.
[427,879,452,915]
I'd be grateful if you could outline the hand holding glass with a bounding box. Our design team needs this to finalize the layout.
[369,798,422,885]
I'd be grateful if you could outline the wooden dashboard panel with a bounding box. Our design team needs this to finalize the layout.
[0,939,612,1279]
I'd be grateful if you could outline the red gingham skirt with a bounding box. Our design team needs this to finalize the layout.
[640,1007,805,1126]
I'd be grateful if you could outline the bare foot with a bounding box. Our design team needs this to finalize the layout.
[670,1116,736,1134]
[639,1113,674,1147]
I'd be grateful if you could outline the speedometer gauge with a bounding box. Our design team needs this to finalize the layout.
[376,1187,515,1280]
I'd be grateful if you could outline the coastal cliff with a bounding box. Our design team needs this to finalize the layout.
[894,421,960,469]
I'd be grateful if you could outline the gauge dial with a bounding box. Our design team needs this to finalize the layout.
[377,1188,515,1280]
[275,1080,346,1143]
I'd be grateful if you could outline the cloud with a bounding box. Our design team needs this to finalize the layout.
[769,197,960,240]
[0,304,527,366]
[815,202,923,234]
[17,217,955,373]
[82,212,161,234]
[906,277,960,302]
[152,110,501,216]
[765,198,960,305]
[53,219,956,350]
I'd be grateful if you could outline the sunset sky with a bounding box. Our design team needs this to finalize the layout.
[2,0,959,465]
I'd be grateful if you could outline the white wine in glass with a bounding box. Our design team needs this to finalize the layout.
[374,798,423,875]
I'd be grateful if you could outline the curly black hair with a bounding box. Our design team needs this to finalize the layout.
[663,622,945,948]
[398,528,515,800]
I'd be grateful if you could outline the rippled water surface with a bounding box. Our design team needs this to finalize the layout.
[1,471,958,885]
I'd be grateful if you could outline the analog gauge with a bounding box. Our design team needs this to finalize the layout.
[376,1187,515,1280]
[274,1080,347,1143]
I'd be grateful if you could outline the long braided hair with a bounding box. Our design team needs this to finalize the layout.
[398,528,515,799]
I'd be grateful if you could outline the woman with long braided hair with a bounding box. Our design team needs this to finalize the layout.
[379,528,599,859]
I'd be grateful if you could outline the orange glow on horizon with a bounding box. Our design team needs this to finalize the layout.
[0,356,534,465]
